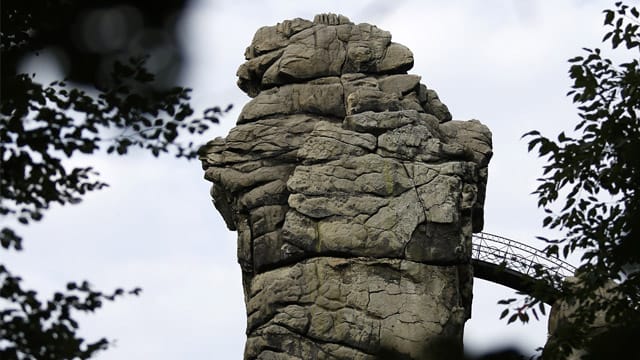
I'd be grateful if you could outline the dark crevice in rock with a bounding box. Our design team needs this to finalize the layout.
[256,323,380,357]
[253,253,470,278]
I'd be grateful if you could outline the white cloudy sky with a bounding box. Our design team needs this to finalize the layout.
[4,0,614,358]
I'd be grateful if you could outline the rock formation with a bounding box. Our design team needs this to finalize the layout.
[200,14,492,359]
[544,277,639,359]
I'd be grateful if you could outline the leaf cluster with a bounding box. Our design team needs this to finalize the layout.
[500,2,640,358]
[1,1,229,358]
[1,56,229,250]
[0,265,141,359]
[0,59,228,248]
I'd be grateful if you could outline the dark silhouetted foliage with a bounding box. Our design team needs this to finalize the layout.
[1,0,228,358]
[500,2,640,359]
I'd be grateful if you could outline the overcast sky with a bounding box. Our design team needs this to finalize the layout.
[4,0,614,358]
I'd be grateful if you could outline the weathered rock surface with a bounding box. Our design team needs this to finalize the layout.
[543,277,638,359]
[245,258,468,359]
[200,13,492,359]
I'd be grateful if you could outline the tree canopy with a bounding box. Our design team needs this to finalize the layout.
[1,1,227,358]
[501,2,640,358]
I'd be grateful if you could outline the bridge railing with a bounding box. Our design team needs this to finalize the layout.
[471,232,576,283]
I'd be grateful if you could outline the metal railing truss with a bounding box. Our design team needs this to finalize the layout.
[472,232,576,284]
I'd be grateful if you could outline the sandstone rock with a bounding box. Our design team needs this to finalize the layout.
[238,81,345,123]
[340,73,379,98]
[543,277,633,359]
[238,179,288,210]
[288,193,388,219]
[244,257,467,359]
[268,25,346,84]
[247,19,313,58]
[439,120,493,167]
[250,205,288,238]
[200,14,492,360]
[236,216,252,274]
[237,15,417,96]
[314,13,352,26]
[378,74,421,95]
[205,165,293,193]
[344,110,429,134]
[346,87,402,115]
[236,50,283,97]
[377,43,414,73]
[439,120,492,232]
[424,89,452,123]
[297,121,376,163]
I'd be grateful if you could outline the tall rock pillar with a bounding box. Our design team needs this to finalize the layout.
[200,14,492,359]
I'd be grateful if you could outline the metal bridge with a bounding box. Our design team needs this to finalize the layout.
[471,232,576,304]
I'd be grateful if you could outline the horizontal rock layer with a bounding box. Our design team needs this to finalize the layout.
[236,73,452,124]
